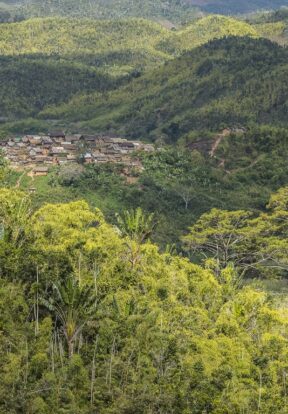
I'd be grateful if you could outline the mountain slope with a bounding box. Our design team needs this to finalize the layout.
[0,15,262,59]
[193,0,288,14]
[0,15,269,121]
[0,56,116,119]
[39,37,288,142]
[159,15,258,53]
[0,17,170,68]
[0,0,200,23]
[0,17,170,120]
[1,0,288,21]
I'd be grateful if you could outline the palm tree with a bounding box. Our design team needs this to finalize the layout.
[116,207,157,245]
[45,276,97,358]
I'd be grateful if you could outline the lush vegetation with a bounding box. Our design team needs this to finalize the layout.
[8,125,287,248]
[1,16,287,124]
[0,173,287,412]
[199,0,288,14]
[1,0,200,23]
[0,17,170,120]
[0,55,118,119]
[36,37,288,142]
[1,0,288,21]
[0,5,288,410]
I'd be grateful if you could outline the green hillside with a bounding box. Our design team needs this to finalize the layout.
[199,0,288,14]
[159,15,259,53]
[1,0,288,21]
[38,37,288,142]
[0,56,118,119]
[1,15,283,122]
[0,17,170,67]
[248,8,288,44]
[0,0,200,23]
[0,17,170,120]
[0,16,260,61]
[0,4,288,412]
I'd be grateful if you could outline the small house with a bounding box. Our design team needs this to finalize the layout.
[67,155,77,162]
[42,136,53,145]
[63,143,77,151]
[50,147,67,156]
[48,131,65,139]
[27,136,42,146]
[66,135,82,142]
[33,167,49,177]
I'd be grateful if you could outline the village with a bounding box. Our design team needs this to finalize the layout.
[0,131,154,176]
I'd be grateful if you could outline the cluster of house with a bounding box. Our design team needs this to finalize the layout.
[0,131,154,176]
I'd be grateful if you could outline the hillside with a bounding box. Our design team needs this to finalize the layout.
[1,0,288,22]
[0,17,170,68]
[0,17,170,121]
[159,15,258,53]
[0,15,261,61]
[194,0,288,14]
[248,7,288,44]
[0,0,200,23]
[1,3,288,412]
[1,15,284,123]
[38,37,288,142]
[0,56,118,119]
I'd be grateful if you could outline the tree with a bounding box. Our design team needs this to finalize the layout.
[170,179,195,210]
[44,276,97,358]
[182,208,254,270]
[116,207,157,244]
[0,188,31,246]
[254,186,288,273]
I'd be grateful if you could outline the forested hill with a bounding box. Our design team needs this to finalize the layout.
[0,0,200,23]
[39,37,288,143]
[1,0,288,22]
[0,16,261,61]
[1,15,287,124]
[197,0,288,14]
[0,17,170,121]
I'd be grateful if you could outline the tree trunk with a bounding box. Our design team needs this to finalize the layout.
[68,339,74,358]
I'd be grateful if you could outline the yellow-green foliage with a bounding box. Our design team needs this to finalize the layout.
[0,15,265,59]
[0,14,287,123]
[159,15,259,53]
[14,0,200,23]
[39,37,288,141]
[0,187,288,412]
[254,21,286,36]
[0,17,170,62]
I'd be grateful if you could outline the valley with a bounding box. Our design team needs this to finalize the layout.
[0,11,287,246]
[0,5,287,413]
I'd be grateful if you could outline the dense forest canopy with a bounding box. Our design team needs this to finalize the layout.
[0,181,287,413]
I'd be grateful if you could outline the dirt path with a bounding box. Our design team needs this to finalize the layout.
[227,158,260,175]
[15,169,34,188]
[209,129,231,157]
[15,170,27,188]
